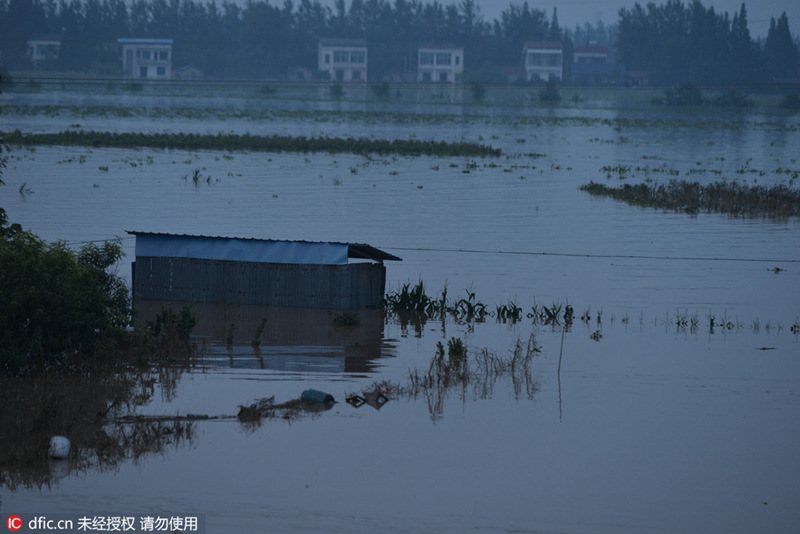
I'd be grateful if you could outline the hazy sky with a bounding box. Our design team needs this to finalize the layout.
[315,0,798,38]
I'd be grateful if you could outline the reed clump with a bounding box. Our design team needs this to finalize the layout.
[5,130,501,158]
[383,280,432,312]
[384,284,491,323]
[580,179,800,218]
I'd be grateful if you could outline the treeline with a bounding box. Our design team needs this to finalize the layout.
[1,0,568,80]
[618,1,798,83]
[0,0,797,83]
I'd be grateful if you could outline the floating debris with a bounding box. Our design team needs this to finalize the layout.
[48,436,71,459]
[346,390,390,410]
[301,389,337,404]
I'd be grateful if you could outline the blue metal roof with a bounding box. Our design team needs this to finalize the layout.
[127,232,401,265]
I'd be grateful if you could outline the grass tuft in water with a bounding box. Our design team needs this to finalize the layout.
[383,280,431,312]
[496,301,523,322]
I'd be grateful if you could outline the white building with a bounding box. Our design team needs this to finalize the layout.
[417,46,463,83]
[27,34,61,69]
[522,42,563,82]
[118,38,173,79]
[318,38,368,82]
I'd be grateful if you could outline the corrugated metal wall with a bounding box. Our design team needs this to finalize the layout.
[132,257,386,309]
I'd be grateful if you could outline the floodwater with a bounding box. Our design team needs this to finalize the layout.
[2,83,800,533]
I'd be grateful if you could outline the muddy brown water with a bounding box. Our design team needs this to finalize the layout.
[2,87,799,533]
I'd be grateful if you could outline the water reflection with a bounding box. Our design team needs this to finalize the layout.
[135,300,395,373]
[0,368,195,491]
[396,334,540,421]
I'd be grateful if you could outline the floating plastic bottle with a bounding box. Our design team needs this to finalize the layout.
[301,389,337,404]
[49,436,71,459]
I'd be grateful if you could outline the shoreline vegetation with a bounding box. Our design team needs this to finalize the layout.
[580,179,800,218]
[3,130,502,158]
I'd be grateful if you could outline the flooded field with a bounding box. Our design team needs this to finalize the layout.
[2,83,799,533]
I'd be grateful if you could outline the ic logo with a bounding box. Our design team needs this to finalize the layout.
[6,516,22,531]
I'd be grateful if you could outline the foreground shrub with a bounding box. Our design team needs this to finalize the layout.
[539,80,561,105]
[0,218,131,375]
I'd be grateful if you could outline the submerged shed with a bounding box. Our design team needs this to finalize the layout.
[128,232,401,309]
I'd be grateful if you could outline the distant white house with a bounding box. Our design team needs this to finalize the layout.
[522,41,563,82]
[118,38,173,79]
[27,34,61,69]
[417,45,463,83]
[318,38,367,82]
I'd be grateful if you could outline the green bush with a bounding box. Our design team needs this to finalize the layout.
[664,83,704,106]
[0,219,131,375]
[370,81,390,99]
[710,90,754,108]
[780,93,800,111]
[539,80,561,105]
[329,83,344,99]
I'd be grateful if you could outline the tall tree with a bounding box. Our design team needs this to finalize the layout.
[730,3,759,82]
[570,20,615,47]
[618,2,647,77]
[2,0,49,68]
[547,6,560,41]
[616,0,766,84]
[56,0,84,71]
[764,12,798,80]
[492,2,547,69]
